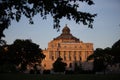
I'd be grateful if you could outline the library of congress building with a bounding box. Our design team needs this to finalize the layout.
[41,25,94,71]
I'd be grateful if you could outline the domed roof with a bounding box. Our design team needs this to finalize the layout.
[62,25,70,34]
[54,25,80,42]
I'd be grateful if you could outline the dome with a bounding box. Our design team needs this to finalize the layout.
[62,25,70,34]
[54,25,80,42]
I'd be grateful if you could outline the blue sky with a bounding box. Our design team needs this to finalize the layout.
[3,0,120,49]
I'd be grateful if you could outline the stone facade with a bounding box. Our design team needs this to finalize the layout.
[42,25,94,70]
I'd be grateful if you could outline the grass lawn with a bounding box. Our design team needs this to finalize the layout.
[0,73,120,80]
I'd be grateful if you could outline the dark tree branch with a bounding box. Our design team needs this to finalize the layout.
[0,0,96,40]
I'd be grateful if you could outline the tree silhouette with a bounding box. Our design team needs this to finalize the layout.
[0,39,6,46]
[53,57,67,73]
[0,0,96,40]
[0,45,17,73]
[74,62,83,74]
[0,39,45,72]
[87,48,112,73]
[111,39,120,63]
[87,39,120,73]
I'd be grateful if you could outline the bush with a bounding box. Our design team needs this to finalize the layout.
[43,70,51,74]
[36,70,40,74]
[29,69,35,74]
[65,70,74,74]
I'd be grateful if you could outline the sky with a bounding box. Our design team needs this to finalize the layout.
[3,0,120,50]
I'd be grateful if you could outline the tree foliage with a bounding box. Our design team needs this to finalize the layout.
[74,62,83,74]
[53,57,67,72]
[0,39,45,72]
[87,39,120,72]
[111,39,120,63]
[87,48,112,72]
[0,0,96,40]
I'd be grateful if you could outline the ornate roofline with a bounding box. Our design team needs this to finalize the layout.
[53,25,80,42]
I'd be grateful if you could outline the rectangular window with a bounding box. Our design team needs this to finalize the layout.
[69,51,71,61]
[49,51,52,59]
[59,51,61,57]
[55,51,57,58]
[49,51,54,60]
[52,55,54,60]
[79,51,82,61]
[64,51,66,61]
[85,51,88,59]
[56,51,60,58]
[74,51,76,61]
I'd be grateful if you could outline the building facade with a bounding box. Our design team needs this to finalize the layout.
[42,25,94,71]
